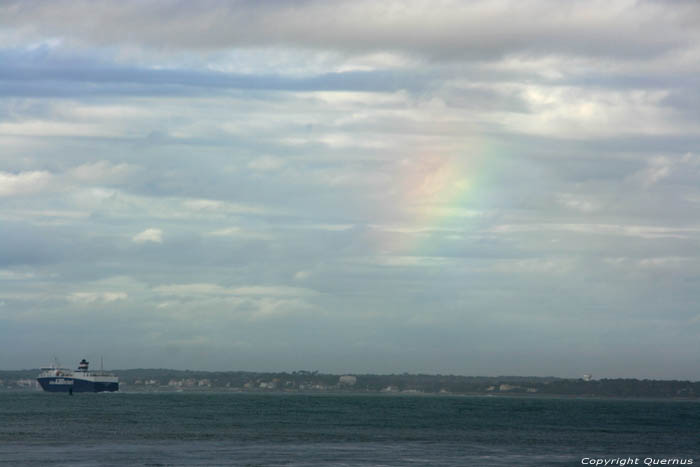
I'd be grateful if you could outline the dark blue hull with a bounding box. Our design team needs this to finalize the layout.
[37,377,119,393]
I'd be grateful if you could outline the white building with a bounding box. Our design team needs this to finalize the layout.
[338,375,357,386]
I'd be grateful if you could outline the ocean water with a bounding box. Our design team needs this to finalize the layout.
[0,392,697,466]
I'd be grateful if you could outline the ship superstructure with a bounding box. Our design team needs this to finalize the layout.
[37,359,119,393]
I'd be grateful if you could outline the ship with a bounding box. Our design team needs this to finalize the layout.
[37,358,119,393]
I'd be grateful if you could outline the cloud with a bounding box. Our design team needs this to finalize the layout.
[2,1,700,377]
[67,160,135,183]
[182,199,270,215]
[153,283,225,296]
[248,156,285,171]
[637,256,693,269]
[249,297,316,320]
[0,46,427,97]
[626,153,700,188]
[68,291,128,303]
[1,0,697,61]
[294,270,311,281]
[205,227,272,240]
[132,228,163,243]
[0,269,35,280]
[489,223,700,240]
[153,283,317,298]
[232,286,318,297]
[0,171,52,197]
[207,227,241,236]
[149,283,320,323]
[556,193,599,213]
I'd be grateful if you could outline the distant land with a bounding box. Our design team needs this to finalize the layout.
[1,369,699,398]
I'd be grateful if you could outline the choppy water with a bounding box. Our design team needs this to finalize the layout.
[0,392,697,466]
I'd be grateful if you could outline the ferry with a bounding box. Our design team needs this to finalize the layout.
[37,359,119,393]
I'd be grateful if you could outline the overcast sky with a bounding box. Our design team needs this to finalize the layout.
[1,0,699,378]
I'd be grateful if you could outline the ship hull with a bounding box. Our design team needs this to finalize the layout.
[37,377,119,393]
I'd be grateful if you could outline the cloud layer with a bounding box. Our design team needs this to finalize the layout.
[1,0,699,378]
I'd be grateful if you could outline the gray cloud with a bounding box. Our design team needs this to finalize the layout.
[2,0,698,61]
[0,48,428,96]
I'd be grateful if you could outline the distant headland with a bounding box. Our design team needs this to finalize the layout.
[1,369,698,398]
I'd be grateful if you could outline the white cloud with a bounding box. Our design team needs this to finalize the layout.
[67,160,135,183]
[153,283,226,296]
[294,270,311,280]
[207,227,241,236]
[250,297,316,320]
[68,291,128,303]
[350,256,451,268]
[182,199,271,215]
[132,228,163,243]
[628,154,700,188]
[182,199,224,211]
[153,283,318,298]
[205,227,272,240]
[557,193,599,213]
[232,286,318,297]
[0,171,52,197]
[489,223,700,240]
[638,257,693,269]
[149,283,320,322]
[248,156,285,171]
[627,156,673,187]
[499,86,678,138]
[0,270,35,280]
[489,258,573,275]
[0,120,116,137]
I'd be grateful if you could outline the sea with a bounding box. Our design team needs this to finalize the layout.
[0,392,697,466]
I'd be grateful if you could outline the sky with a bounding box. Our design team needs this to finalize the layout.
[1,0,699,379]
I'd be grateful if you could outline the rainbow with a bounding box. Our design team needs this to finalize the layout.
[372,143,488,256]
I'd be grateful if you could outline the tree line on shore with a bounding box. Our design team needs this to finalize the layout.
[1,368,698,397]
